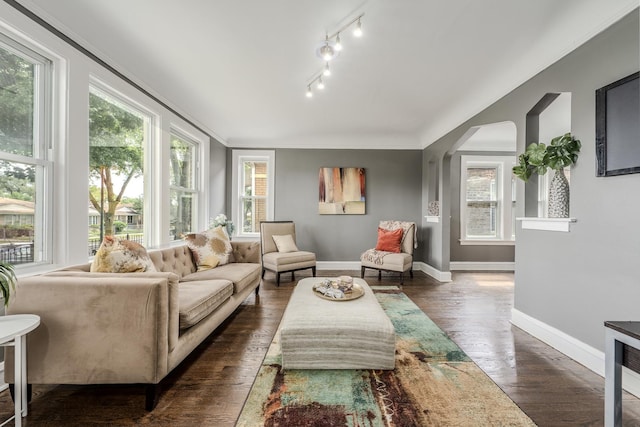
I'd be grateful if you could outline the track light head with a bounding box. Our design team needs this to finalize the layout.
[353,18,363,37]
[317,77,325,90]
[319,44,335,61]
[323,62,331,76]
[306,85,313,98]
[334,33,343,51]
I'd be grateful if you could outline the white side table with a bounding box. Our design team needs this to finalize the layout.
[0,314,40,427]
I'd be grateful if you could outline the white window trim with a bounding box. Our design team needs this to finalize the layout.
[168,126,202,240]
[231,150,275,239]
[0,32,54,270]
[460,155,516,245]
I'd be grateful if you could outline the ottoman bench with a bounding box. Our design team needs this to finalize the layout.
[280,277,395,370]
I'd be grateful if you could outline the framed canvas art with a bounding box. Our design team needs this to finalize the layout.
[318,167,365,214]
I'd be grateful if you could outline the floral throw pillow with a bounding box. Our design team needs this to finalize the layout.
[90,236,157,273]
[185,226,232,271]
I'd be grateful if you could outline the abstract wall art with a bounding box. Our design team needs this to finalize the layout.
[318,167,365,214]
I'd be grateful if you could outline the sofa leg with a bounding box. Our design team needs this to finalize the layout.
[291,271,295,281]
[312,266,316,277]
[276,273,280,287]
[261,268,266,279]
[146,384,161,411]
[410,269,414,278]
[400,272,404,285]
[361,266,365,278]
[255,284,260,296]
[378,270,382,281]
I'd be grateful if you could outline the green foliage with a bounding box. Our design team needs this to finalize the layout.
[0,262,16,307]
[113,221,127,233]
[513,133,581,181]
[88,93,144,236]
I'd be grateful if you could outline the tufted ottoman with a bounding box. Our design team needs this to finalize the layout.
[280,277,395,370]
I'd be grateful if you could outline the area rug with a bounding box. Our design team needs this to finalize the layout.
[236,286,535,426]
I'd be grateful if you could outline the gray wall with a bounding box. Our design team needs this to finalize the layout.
[208,137,228,218]
[423,10,639,352]
[275,149,423,261]
[449,150,515,263]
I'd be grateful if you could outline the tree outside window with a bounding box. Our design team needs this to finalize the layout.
[88,89,145,248]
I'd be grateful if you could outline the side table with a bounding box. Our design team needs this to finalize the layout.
[0,314,40,427]
[604,321,640,427]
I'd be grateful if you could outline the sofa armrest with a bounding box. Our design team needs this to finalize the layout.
[231,241,261,264]
[5,273,179,385]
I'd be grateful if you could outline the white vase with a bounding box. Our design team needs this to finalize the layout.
[548,169,570,218]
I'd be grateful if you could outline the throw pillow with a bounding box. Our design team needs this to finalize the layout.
[272,234,299,253]
[185,226,232,271]
[90,236,157,273]
[375,227,403,253]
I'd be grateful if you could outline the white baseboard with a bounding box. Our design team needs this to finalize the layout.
[511,308,640,398]
[316,261,361,270]
[414,262,452,282]
[450,261,515,271]
[315,261,452,283]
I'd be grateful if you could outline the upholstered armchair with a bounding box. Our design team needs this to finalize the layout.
[260,221,316,286]
[361,221,416,285]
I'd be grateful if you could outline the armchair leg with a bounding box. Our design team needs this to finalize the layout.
[378,270,382,281]
[262,268,266,279]
[276,272,281,287]
[255,284,260,295]
[410,269,414,278]
[361,266,365,278]
[312,266,316,277]
[400,272,404,285]
[292,271,295,281]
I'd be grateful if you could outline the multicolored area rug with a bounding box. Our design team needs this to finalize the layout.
[236,286,535,426]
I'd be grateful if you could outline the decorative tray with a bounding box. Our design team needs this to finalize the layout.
[312,279,364,301]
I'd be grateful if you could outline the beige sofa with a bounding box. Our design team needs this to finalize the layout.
[4,241,261,410]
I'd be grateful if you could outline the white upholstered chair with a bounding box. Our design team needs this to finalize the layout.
[360,221,415,285]
[260,221,316,286]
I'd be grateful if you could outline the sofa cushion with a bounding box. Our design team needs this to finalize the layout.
[90,236,157,273]
[181,262,261,294]
[184,226,232,271]
[178,280,233,329]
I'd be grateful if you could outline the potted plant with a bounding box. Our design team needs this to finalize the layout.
[0,261,17,307]
[513,132,581,217]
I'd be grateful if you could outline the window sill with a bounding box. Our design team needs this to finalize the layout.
[459,240,515,246]
[517,217,576,232]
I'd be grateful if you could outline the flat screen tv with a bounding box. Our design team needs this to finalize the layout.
[595,71,640,176]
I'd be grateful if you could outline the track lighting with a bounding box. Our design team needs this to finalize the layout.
[353,18,363,37]
[323,62,331,76]
[305,13,364,98]
[335,33,343,51]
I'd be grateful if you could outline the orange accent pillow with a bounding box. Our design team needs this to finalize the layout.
[375,227,403,253]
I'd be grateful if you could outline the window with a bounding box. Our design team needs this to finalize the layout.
[231,150,275,237]
[460,156,515,244]
[0,35,53,267]
[169,130,198,240]
[88,85,150,253]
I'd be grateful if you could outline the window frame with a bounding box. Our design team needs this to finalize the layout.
[0,33,54,269]
[460,155,516,245]
[231,150,275,238]
[88,80,156,249]
[168,127,200,240]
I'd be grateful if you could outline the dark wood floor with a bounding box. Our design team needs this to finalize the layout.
[2,270,640,426]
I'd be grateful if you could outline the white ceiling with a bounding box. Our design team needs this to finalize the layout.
[18,0,639,149]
